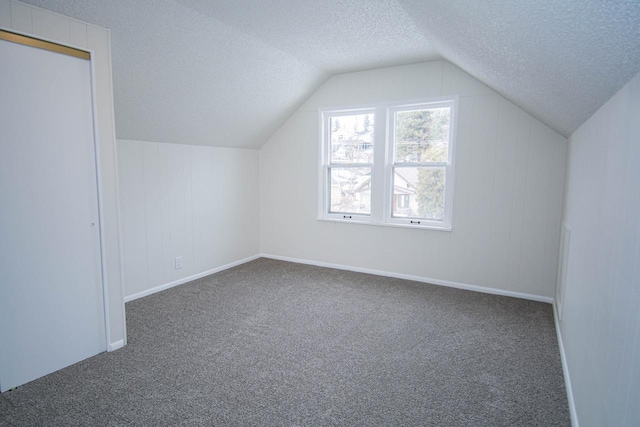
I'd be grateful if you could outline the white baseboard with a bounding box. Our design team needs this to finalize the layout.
[124,255,261,302]
[553,302,579,427]
[260,253,554,304]
[107,339,125,352]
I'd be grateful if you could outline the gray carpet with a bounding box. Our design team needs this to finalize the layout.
[0,258,570,426]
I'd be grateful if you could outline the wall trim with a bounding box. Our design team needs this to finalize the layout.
[553,302,579,427]
[107,339,125,352]
[109,30,128,348]
[124,255,261,302]
[260,253,554,304]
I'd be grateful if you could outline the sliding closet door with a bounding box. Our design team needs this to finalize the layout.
[0,35,106,392]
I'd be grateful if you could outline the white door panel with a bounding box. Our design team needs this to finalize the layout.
[0,36,106,392]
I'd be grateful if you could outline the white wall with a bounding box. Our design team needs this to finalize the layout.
[559,72,640,426]
[0,0,125,348]
[117,140,260,300]
[260,60,567,299]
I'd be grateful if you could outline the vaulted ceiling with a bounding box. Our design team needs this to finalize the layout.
[23,0,640,148]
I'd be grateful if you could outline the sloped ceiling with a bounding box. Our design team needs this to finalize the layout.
[22,0,640,147]
[399,0,640,138]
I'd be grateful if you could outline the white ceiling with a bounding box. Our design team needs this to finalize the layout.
[22,0,640,147]
[400,0,640,138]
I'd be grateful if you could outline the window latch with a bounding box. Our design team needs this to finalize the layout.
[410,220,421,225]
[343,215,352,219]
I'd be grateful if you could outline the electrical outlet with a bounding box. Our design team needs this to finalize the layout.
[175,256,183,270]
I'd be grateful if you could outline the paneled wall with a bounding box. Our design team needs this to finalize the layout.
[0,0,125,348]
[559,72,640,426]
[260,60,567,299]
[117,140,259,300]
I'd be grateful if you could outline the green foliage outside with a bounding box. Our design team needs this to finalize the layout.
[395,108,449,219]
[394,108,449,162]
[417,168,445,220]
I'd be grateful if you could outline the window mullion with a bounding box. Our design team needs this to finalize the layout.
[370,106,387,223]
[394,162,448,168]
[328,163,373,168]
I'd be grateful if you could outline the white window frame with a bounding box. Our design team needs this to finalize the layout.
[318,96,458,231]
[385,99,457,231]
[318,107,376,222]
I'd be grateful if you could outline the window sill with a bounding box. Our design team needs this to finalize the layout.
[316,217,452,232]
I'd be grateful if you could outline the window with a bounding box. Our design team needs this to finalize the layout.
[387,101,455,229]
[320,109,375,220]
[397,194,410,209]
[319,97,457,231]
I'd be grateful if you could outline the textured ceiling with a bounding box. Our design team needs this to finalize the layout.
[399,0,640,138]
[21,1,640,146]
[21,0,436,148]
[175,0,435,73]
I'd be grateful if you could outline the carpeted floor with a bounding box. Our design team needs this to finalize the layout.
[0,258,570,426]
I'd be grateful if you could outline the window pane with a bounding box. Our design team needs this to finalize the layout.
[330,114,374,164]
[392,167,446,220]
[394,107,450,163]
[329,167,371,214]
